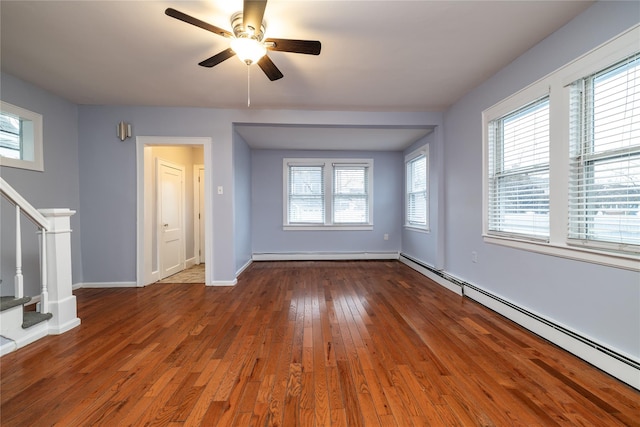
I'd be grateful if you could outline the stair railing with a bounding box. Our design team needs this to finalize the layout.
[0,178,50,312]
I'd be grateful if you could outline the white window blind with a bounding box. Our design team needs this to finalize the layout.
[406,153,427,227]
[568,53,640,250]
[333,165,369,223]
[288,165,324,223]
[487,96,550,239]
[0,112,21,159]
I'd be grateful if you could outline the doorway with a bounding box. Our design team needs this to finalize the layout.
[136,136,213,286]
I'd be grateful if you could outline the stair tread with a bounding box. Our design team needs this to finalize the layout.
[0,296,32,311]
[22,311,52,329]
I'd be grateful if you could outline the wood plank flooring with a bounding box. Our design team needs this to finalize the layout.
[1,261,638,426]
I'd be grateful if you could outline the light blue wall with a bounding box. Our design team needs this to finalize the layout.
[251,149,403,255]
[442,1,640,358]
[78,105,239,283]
[78,107,437,282]
[233,130,252,273]
[0,72,82,295]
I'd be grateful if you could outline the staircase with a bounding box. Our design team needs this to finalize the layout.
[1,296,52,355]
[0,177,80,356]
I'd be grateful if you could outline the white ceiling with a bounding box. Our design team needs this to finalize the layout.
[1,0,593,150]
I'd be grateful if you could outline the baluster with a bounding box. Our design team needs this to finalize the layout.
[40,230,48,313]
[15,205,23,298]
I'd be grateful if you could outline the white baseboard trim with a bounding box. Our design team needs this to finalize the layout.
[48,317,81,335]
[399,253,639,390]
[207,279,237,287]
[236,259,252,276]
[0,337,17,357]
[252,251,400,261]
[77,281,138,289]
[185,257,197,269]
[14,322,48,349]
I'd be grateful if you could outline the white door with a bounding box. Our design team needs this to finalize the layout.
[158,160,185,279]
[198,167,205,262]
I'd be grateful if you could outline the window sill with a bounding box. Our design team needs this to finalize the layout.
[483,234,639,272]
[404,225,430,233]
[284,224,373,231]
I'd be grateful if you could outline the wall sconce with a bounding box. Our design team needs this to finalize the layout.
[117,121,132,141]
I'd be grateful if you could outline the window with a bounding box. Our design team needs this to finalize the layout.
[487,96,550,240]
[405,147,428,229]
[482,25,639,270]
[288,165,325,224]
[568,53,640,250]
[333,165,369,223]
[0,101,43,171]
[284,158,373,229]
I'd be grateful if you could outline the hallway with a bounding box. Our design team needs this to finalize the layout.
[157,264,205,284]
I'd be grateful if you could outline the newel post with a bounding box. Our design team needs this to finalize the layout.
[39,209,81,334]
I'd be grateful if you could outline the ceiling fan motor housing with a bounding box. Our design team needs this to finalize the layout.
[231,12,265,41]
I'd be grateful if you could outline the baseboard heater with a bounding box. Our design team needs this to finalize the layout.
[399,253,640,389]
[253,251,400,261]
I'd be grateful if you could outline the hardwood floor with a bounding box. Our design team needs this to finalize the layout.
[1,261,638,426]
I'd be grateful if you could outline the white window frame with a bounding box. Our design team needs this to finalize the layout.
[283,158,373,230]
[0,101,43,172]
[482,25,640,271]
[567,54,640,253]
[486,95,550,241]
[405,145,429,231]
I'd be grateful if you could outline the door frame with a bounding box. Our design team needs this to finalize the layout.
[194,164,205,264]
[136,136,213,286]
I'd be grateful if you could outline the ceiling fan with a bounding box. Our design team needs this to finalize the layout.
[165,0,321,81]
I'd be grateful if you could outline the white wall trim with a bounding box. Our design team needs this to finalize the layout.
[13,322,48,349]
[185,256,197,270]
[76,282,138,289]
[208,279,237,287]
[252,252,400,261]
[0,339,17,356]
[236,259,252,276]
[193,164,204,265]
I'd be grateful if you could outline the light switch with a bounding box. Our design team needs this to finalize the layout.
[217,186,223,195]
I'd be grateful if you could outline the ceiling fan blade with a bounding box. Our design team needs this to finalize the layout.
[257,55,283,81]
[243,0,267,35]
[265,38,321,55]
[199,48,236,68]
[165,8,232,38]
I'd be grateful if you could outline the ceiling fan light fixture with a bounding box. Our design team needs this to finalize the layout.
[230,37,266,65]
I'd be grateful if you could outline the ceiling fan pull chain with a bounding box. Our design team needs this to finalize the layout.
[247,65,251,107]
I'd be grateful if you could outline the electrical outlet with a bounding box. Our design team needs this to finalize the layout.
[471,251,478,263]
[383,233,389,240]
